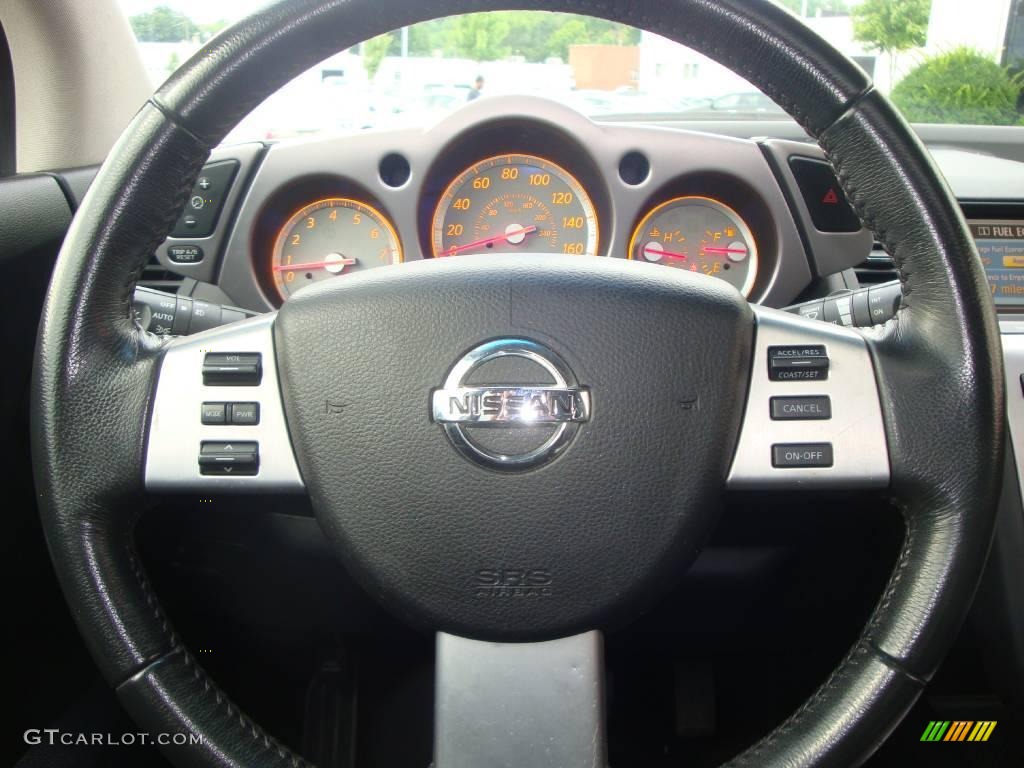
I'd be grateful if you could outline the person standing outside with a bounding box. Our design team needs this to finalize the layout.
[467,75,484,101]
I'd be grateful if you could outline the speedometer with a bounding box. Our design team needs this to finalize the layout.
[431,154,599,258]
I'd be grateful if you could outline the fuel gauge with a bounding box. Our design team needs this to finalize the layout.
[628,196,758,297]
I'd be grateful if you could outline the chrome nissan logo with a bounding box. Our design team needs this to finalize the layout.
[431,339,591,470]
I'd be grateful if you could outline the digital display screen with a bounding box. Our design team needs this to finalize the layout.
[971,220,1024,307]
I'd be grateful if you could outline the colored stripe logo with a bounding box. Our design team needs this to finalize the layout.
[920,721,996,742]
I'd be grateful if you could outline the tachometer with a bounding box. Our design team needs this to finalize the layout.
[431,154,598,258]
[271,198,401,300]
[628,196,758,297]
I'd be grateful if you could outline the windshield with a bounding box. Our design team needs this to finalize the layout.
[120,1,1024,142]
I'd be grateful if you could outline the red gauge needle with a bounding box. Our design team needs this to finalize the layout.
[703,246,747,255]
[642,244,688,261]
[273,257,357,272]
[441,225,538,256]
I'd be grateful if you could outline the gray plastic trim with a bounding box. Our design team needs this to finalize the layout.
[760,139,874,279]
[434,631,606,768]
[597,120,1024,166]
[727,306,890,489]
[145,312,304,491]
[219,95,812,312]
[153,142,264,285]
[1,0,151,172]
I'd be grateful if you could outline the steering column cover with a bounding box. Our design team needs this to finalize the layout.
[30,1,1003,766]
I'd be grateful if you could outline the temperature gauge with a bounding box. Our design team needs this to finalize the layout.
[628,196,758,297]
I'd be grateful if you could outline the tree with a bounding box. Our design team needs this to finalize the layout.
[852,0,932,83]
[129,6,199,42]
[362,12,644,70]
[578,15,641,47]
[546,18,589,61]
[502,14,550,60]
[408,20,448,57]
[891,47,1023,125]
[362,33,397,79]
[448,14,511,61]
[199,19,229,42]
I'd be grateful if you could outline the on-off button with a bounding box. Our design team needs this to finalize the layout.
[772,443,834,468]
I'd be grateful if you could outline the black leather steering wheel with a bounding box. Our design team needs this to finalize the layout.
[32,0,1006,766]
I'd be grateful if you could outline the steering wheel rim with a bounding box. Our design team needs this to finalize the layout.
[31,0,1005,766]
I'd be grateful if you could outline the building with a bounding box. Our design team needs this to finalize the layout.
[927,0,1015,60]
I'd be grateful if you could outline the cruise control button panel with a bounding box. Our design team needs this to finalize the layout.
[768,345,829,381]
[728,307,889,489]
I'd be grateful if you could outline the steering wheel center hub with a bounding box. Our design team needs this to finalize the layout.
[274,254,753,639]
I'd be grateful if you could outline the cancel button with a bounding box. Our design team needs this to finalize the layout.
[770,395,831,421]
[772,443,834,468]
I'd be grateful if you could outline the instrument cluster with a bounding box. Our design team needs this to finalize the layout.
[249,103,782,307]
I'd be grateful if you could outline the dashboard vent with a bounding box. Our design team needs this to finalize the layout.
[854,242,897,285]
[137,254,184,293]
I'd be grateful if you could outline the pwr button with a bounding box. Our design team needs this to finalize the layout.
[772,443,834,468]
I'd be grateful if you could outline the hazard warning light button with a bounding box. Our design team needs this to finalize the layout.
[788,156,863,233]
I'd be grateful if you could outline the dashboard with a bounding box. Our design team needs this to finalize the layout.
[146,94,1024,338]
[154,96,878,314]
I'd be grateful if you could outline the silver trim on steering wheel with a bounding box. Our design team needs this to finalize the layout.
[727,306,891,489]
[145,313,304,491]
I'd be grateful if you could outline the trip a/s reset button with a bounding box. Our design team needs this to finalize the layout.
[772,443,834,468]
